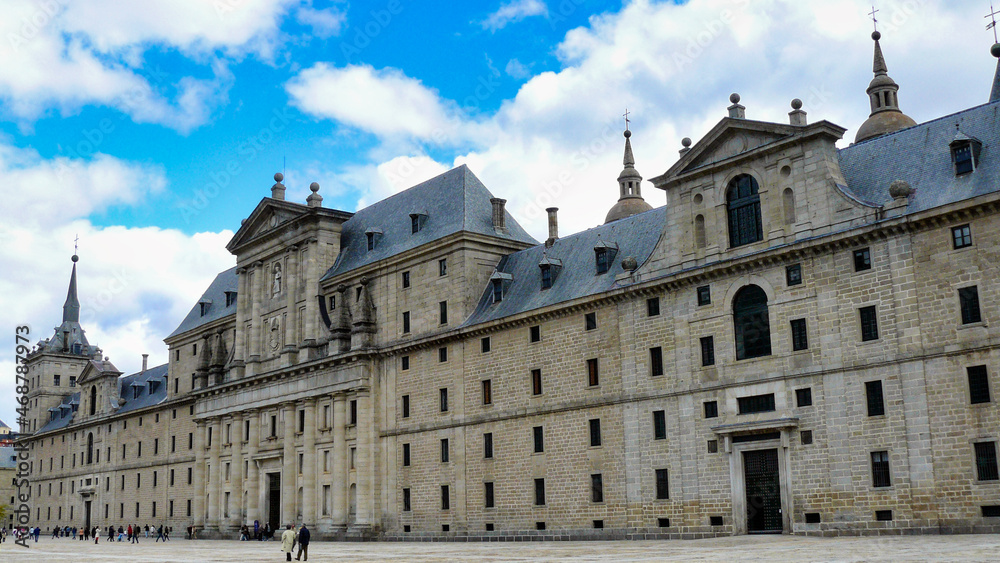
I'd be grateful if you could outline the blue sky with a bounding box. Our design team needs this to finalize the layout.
[1,0,998,428]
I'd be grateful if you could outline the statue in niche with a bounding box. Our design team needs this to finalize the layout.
[268,317,281,351]
[272,263,282,296]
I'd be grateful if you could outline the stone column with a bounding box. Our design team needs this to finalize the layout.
[246,410,260,525]
[303,240,320,348]
[331,395,347,525]
[232,267,247,378]
[230,412,244,529]
[355,390,372,525]
[281,402,296,526]
[193,420,207,529]
[247,261,264,374]
[302,398,317,526]
[282,246,299,365]
[207,418,222,529]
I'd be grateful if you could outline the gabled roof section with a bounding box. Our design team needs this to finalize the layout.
[321,165,537,281]
[115,363,169,415]
[37,392,80,433]
[167,267,238,339]
[653,118,847,188]
[78,357,122,386]
[226,197,353,255]
[464,206,663,326]
[839,101,1000,213]
[0,446,16,469]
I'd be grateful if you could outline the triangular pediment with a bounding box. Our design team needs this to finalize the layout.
[226,199,309,254]
[77,359,121,386]
[682,121,794,173]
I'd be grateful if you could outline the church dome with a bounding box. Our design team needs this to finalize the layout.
[605,197,653,224]
[856,111,917,143]
[605,128,653,224]
[854,31,917,144]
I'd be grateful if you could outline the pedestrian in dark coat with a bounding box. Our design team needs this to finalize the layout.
[295,525,310,561]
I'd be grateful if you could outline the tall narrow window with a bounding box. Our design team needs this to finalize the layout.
[89,386,96,416]
[440,439,449,463]
[402,311,410,333]
[484,482,495,508]
[860,306,879,341]
[531,369,542,396]
[726,174,762,247]
[585,312,597,331]
[438,259,447,276]
[540,265,553,290]
[591,474,604,503]
[595,248,610,274]
[401,395,410,418]
[439,301,448,324]
[700,336,715,366]
[866,380,885,417]
[968,366,991,404]
[733,285,771,360]
[791,318,808,351]
[694,214,706,248]
[871,451,891,487]
[652,410,666,440]
[959,286,982,324]
[975,442,999,481]
[649,347,664,376]
[782,188,796,224]
[441,485,450,510]
[439,388,448,412]
[655,468,669,499]
[589,419,602,447]
[587,358,600,386]
[86,433,93,465]
[483,432,493,459]
[647,297,660,317]
[534,478,546,505]
[482,379,492,406]
[401,271,410,288]
[492,279,503,303]
[530,325,541,342]
[402,488,411,511]
[533,426,544,453]
[402,443,410,467]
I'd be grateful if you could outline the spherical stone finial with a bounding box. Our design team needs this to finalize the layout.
[872,30,881,41]
[681,137,692,148]
[71,254,79,263]
[992,43,1000,58]
[274,172,284,183]
[310,182,320,193]
[241,219,246,225]
[730,93,741,104]
[889,179,913,200]
[623,129,632,139]
[621,256,638,272]
[791,98,803,110]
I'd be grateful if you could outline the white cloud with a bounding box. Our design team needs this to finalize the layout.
[296,5,347,38]
[0,0,295,130]
[481,0,548,32]
[505,58,532,79]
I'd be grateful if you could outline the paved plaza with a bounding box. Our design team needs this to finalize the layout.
[1,534,998,562]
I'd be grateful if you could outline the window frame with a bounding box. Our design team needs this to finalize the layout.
[726,174,763,248]
[959,286,983,325]
[853,248,872,272]
[952,224,973,249]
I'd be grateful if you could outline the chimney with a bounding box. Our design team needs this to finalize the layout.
[490,198,507,231]
[141,354,148,372]
[545,207,559,247]
[271,172,286,200]
[788,98,807,126]
[727,93,746,119]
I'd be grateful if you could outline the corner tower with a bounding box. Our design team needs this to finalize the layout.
[605,125,653,223]
[855,30,917,143]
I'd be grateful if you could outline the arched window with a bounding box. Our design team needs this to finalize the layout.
[727,174,763,247]
[733,285,772,360]
[86,432,94,465]
[89,386,97,416]
[783,188,796,225]
[694,214,706,249]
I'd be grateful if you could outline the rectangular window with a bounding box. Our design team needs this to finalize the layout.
[653,410,666,440]
[860,306,879,341]
[529,325,541,342]
[188,467,192,484]
[649,347,664,376]
[875,510,893,522]
[411,215,420,234]
[655,468,669,499]
[482,379,492,405]
[531,369,543,395]
[484,481,495,508]
[350,400,357,425]
[484,432,493,459]
[441,485,450,510]
[439,301,448,324]
[534,478,546,505]
[853,248,871,271]
[796,388,813,407]
[402,312,410,334]
[401,355,409,370]
[647,297,660,317]
[439,388,448,412]
[975,442,999,481]
[403,488,411,511]
[439,347,448,362]
[871,451,891,487]
[791,318,808,351]
[401,395,410,418]
[53,374,60,386]
[298,410,305,433]
[591,473,604,503]
[786,263,802,286]
[704,400,718,419]
[697,285,711,306]
[968,365,991,404]
[587,358,600,386]
[959,286,982,324]
[866,380,885,416]
[737,393,776,414]
[481,337,491,353]
[533,426,544,453]
[589,419,602,447]
[440,439,450,463]
[402,443,410,467]
[401,271,410,288]
[585,312,597,331]
[439,258,447,276]
[700,336,715,367]
[952,224,973,249]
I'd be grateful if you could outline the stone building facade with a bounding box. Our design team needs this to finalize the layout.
[18,33,1000,539]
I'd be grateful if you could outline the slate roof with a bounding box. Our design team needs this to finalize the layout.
[167,267,238,339]
[839,101,1000,212]
[0,446,16,469]
[321,165,537,281]
[464,206,664,326]
[35,363,168,434]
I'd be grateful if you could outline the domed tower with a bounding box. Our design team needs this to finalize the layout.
[855,30,917,143]
[605,125,653,223]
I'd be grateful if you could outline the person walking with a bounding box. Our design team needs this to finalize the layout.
[131,524,139,544]
[254,520,260,541]
[93,526,99,544]
[33,526,40,542]
[295,524,310,561]
[264,522,272,541]
[164,526,171,541]
[280,525,296,562]
[155,525,165,542]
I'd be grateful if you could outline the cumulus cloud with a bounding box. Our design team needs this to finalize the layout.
[481,0,548,32]
[505,58,532,79]
[296,5,347,38]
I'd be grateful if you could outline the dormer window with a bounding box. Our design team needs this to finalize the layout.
[410,212,427,234]
[540,266,552,289]
[492,279,503,302]
[593,241,618,275]
[537,257,562,290]
[224,291,237,307]
[950,132,982,177]
[199,299,212,317]
[489,272,513,304]
[596,249,609,274]
[365,228,383,251]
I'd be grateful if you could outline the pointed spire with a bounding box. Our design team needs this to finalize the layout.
[872,31,888,74]
[623,132,635,167]
[855,30,917,143]
[62,254,81,323]
[605,126,652,224]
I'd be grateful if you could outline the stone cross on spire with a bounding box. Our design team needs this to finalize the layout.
[987,3,1000,44]
[623,108,630,132]
[869,5,879,32]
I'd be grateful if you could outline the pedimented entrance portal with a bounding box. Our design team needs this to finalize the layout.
[743,448,782,534]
